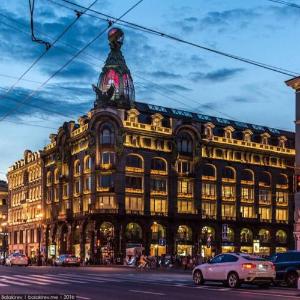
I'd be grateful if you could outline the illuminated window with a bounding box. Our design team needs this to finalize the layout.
[278,136,287,148]
[54,186,59,202]
[54,168,59,183]
[276,191,288,206]
[202,202,216,218]
[125,196,144,212]
[224,126,234,139]
[241,186,254,203]
[74,179,81,195]
[258,229,270,243]
[240,206,255,218]
[222,185,236,201]
[202,182,216,200]
[222,204,236,219]
[240,228,253,243]
[261,133,270,145]
[96,196,117,209]
[259,207,271,221]
[46,171,52,186]
[276,230,287,243]
[126,154,143,169]
[84,156,92,171]
[177,199,195,214]
[73,198,81,214]
[178,179,193,195]
[74,160,81,175]
[63,183,69,198]
[150,198,168,214]
[276,209,288,222]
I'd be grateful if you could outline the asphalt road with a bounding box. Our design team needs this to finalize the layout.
[0,265,299,300]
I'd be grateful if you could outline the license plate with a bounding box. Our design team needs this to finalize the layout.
[258,264,268,271]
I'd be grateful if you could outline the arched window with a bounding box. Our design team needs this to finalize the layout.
[240,228,253,243]
[54,168,59,183]
[276,230,287,243]
[204,123,215,139]
[241,169,254,184]
[84,156,92,171]
[74,160,81,175]
[46,171,52,186]
[278,136,287,148]
[99,222,114,240]
[176,225,192,241]
[151,223,166,240]
[243,130,253,142]
[259,172,271,187]
[151,158,167,172]
[222,167,236,182]
[259,229,271,243]
[100,123,115,145]
[177,132,193,154]
[126,154,143,169]
[277,174,288,187]
[201,226,215,241]
[227,227,234,242]
[224,126,234,139]
[261,133,270,145]
[125,223,142,241]
[202,164,216,180]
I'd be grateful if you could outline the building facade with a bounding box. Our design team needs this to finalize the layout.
[7,150,43,258]
[7,28,296,262]
[0,180,8,257]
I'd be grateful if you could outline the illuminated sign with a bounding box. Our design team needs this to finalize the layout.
[49,244,56,256]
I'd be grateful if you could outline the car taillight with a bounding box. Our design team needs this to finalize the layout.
[242,263,256,270]
[66,258,70,262]
[270,263,275,270]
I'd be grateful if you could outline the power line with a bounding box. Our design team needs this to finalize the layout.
[0,0,144,122]
[56,0,300,77]
[0,0,98,107]
[266,0,300,9]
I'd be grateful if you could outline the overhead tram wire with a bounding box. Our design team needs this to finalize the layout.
[266,0,300,9]
[0,0,98,104]
[56,0,300,77]
[0,8,238,122]
[0,0,144,123]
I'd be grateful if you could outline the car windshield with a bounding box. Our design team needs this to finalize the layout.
[242,255,266,261]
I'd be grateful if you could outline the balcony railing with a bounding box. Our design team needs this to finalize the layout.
[125,210,144,215]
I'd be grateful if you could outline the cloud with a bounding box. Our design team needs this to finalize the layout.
[146,71,182,79]
[189,68,244,82]
[164,83,192,92]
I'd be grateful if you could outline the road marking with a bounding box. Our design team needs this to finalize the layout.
[8,275,49,285]
[27,275,68,284]
[233,290,300,299]
[0,278,28,286]
[55,274,107,283]
[129,290,166,296]
[45,275,88,283]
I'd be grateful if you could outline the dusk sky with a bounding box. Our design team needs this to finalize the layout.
[0,0,300,180]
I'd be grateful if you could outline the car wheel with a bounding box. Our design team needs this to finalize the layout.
[286,272,298,288]
[227,272,240,288]
[193,270,204,285]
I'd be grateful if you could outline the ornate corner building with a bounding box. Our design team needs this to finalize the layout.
[7,28,296,261]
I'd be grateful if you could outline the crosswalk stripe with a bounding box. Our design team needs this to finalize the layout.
[54,274,108,283]
[6,275,48,285]
[0,278,28,286]
[44,275,88,283]
[26,275,68,285]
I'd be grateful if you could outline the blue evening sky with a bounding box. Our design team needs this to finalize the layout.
[0,0,299,180]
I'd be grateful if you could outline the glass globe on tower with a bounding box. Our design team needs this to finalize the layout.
[95,27,135,107]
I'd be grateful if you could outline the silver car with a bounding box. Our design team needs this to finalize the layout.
[5,253,29,266]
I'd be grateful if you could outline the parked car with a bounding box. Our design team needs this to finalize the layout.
[5,253,29,266]
[268,251,300,287]
[54,254,80,266]
[192,253,275,288]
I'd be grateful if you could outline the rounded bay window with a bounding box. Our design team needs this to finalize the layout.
[276,230,287,243]
[240,228,253,243]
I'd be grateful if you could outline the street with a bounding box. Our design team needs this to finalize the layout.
[0,266,299,300]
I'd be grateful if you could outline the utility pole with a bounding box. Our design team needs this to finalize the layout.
[286,77,300,249]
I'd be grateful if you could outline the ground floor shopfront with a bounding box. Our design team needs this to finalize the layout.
[42,215,293,261]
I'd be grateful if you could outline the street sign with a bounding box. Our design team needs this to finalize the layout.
[222,224,228,241]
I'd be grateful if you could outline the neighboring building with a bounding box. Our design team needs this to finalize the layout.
[7,28,296,262]
[0,180,8,257]
[7,150,43,258]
